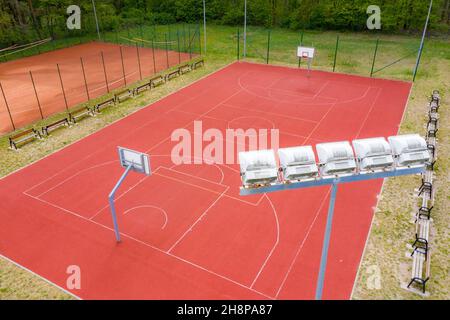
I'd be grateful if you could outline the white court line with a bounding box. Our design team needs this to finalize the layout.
[12,62,238,193]
[167,164,226,186]
[22,191,273,299]
[250,194,280,289]
[313,81,331,98]
[144,83,249,155]
[123,205,168,229]
[350,84,414,299]
[227,116,276,130]
[237,76,338,107]
[152,171,227,196]
[297,83,375,145]
[353,87,383,139]
[31,160,118,197]
[275,188,331,298]
[0,253,81,300]
[220,103,320,124]
[167,187,229,253]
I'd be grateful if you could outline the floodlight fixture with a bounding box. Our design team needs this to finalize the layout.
[316,141,356,176]
[388,134,430,167]
[352,137,394,171]
[278,146,318,181]
[238,134,427,301]
[239,149,278,187]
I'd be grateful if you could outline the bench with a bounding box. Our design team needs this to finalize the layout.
[428,111,439,127]
[133,82,151,96]
[165,69,181,82]
[426,124,438,138]
[42,118,70,136]
[412,218,430,255]
[94,98,115,113]
[427,143,436,160]
[192,59,204,70]
[407,249,430,294]
[431,90,440,106]
[418,171,433,197]
[114,89,133,103]
[69,106,94,124]
[417,205,433,220]
[429,100,439,113]
[179,64,191,74]
[9,128,41,150]
[150,75,165,88]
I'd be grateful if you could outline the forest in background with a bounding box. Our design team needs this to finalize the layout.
[0,0,449,46]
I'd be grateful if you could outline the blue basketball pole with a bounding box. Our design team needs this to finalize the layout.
[240,166,425,299]
[315,182,338,300]
[109,164,133,242]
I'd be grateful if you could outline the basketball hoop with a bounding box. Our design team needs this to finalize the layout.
[297,46,315,77]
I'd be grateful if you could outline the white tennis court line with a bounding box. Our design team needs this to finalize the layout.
[274,188,331,298]
[21,190,274,299]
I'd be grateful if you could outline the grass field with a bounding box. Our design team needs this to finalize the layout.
[0,24,448,300]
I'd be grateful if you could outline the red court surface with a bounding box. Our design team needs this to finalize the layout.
[0,42,194,134]
[0,62,412,299]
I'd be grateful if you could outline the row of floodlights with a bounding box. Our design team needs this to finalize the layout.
[239,134,430,187]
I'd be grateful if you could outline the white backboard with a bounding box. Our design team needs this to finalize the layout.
[297,46,315,59]
[118,147,151,175]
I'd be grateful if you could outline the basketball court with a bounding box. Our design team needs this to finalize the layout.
[0,61,412,299]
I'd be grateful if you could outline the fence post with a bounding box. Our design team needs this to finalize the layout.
[80,57,90,100]
[298,31,304,68]
[370,39,380,77]
[165,34,170,69]
[198,23,202,56]
[237,29,240,61]
[0,81,15,131]
[266,30,271,64]
[177,30,181,64]
[188,26,192,59]
[29,71,44,119]
[333,35,340,72]
[119,47,126,86]
[136,43,142,80]
[152,38,157,74]
[56,64,69,110]
[183,23,187,51]
[101,51,111,92]
[139,24,144,44]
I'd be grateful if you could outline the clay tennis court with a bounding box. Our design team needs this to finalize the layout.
[0,62,411,299]
[0,41,194,134]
